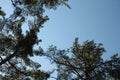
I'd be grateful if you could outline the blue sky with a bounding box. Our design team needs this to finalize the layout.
[37,1,120,79]
[0,0,120,79]
[39,1,120,78]
[40,0,120,57]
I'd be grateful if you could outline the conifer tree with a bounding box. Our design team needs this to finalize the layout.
[0,0,69,80]
[46,38,120,80]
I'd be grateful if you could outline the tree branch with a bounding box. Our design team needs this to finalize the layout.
[8,60,27,75]
[0,49,19,65]
[63,57,85,80]
[11,0,16,7]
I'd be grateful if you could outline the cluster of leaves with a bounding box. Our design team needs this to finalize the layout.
[45,38,120,80]
[0,0,69,80]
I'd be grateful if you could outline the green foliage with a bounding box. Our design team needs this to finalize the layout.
[0,0,69,80]
[45,38,120,80]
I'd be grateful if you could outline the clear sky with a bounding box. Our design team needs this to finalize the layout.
[40,0,120,57]
[0,0,120,80]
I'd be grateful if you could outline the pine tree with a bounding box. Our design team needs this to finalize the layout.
[0,0,70,80]
[45,38,120,80]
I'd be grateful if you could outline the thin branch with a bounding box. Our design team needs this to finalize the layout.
[64,57,85,80]
[8,60,27,75]
[11,0,16,7]
[50,76,57,80]
[0,49,19,65]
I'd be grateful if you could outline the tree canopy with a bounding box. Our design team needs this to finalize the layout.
[0,0,120,80]
[0,0,69,80]
[45,38,120,80]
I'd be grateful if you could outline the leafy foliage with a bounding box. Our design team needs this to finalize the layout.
[0,0,69,80]
[45,38,120,80]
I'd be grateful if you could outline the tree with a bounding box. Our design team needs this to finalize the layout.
[45,38,120,80]
[0,0,70,80]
